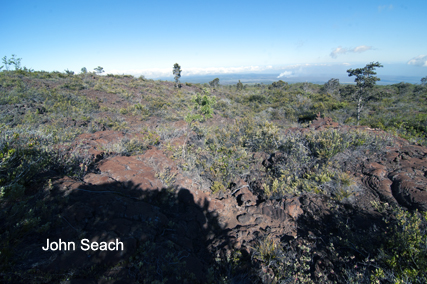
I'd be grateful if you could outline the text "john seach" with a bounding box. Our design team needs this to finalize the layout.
[42,238,124,251]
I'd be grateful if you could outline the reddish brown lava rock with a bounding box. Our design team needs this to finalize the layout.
[97,156,161,191]
[17,119,427,282]
[362,162,397,205]
[390,171,427,211]
[234,180,257,207]
[83,173,116,186]
[308,115,340,130]
[363,162,388,179]
[284,196,304,220]
[373,143,427,210]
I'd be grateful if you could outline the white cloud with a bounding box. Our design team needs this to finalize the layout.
[183,65,269,76]
[108,65,275,78]
[353,45,372,53]
[330,47,348,59]
[121,68,170,78]
[279,63,325,70]
[330,45,372,58]
[378,4,393,12]
[407,55,427,67]
[275,63,332,78]
[277,71,293,78]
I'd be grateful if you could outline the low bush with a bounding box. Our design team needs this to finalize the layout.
[373,207,427,283]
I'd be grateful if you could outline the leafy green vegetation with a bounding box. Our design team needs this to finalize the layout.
[374,207,427,283]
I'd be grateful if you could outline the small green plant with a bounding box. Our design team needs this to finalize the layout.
[183,88,216,159]
[156,167,177,188]
[374,207,427,283]
[306,129,350,159]
[331,172,356,201]
[370,200,390,213]
[210,181,226,194]
[251,234,286,282]
[251,235,315,283]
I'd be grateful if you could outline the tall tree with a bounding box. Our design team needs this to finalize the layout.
[324,78,340,95]
[209,78,219,88]
[1,56,9,71]
[9,54,22,70]
[94,66,104,75]
[64,69,74,76]
[421,76,427,86]
[173,63,182,88]
[347,62,383,124]
[236,80,243,91]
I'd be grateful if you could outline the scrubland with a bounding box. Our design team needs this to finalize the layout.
[0,68,426,283]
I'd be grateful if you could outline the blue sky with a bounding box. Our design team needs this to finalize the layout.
[1,0,426,82]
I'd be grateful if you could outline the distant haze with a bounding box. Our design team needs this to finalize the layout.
[154,62,425,85]
[169,73,422,85]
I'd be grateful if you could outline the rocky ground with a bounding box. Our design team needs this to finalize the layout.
[1,74,426,283]
[2,116,426,283]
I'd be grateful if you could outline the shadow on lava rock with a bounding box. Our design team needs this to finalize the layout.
[1,177,243,283]
[292,195,389,283]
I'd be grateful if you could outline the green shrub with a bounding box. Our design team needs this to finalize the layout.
[374,208,427,283]
[0,132,50,200]
[251,235,315,283]
[306,129,351,159]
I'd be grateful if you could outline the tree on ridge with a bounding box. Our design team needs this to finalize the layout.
[173,63,182,88]
[347,62,383,124]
